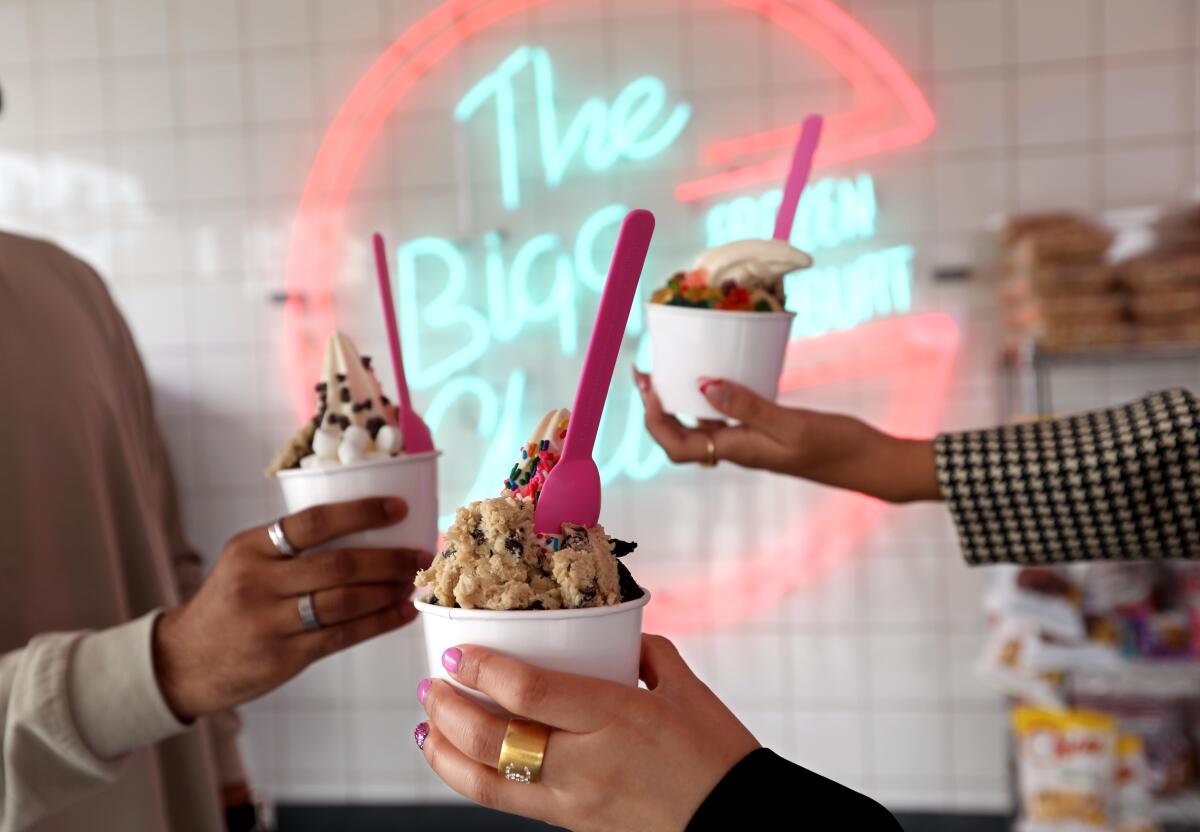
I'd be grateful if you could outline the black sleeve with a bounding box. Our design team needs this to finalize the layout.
[687,748,900,830]
[934,388,1200,566]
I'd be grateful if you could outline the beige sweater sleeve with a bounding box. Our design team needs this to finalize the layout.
[100,259,249,794]
[0,613,188,832]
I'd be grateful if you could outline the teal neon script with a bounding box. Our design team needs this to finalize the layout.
[705,173,878,254]
[786,245,914,338]
[396,203,634,391]
[455,46,692,210]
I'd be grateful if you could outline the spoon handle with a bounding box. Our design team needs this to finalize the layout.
[561,209,655,462]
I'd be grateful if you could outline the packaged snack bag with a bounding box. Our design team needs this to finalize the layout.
[1114,734,1158,832]
[1013,706,1117,832]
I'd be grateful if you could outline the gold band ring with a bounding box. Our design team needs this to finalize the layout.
[497,719,550,784]
[700,435,718,468]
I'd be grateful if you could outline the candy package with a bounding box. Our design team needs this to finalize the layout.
[1013,706,1117,832]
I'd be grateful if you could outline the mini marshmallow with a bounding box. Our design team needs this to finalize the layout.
[375,424,403,456]
[312,427,341,459]
[338,425,371,465]
[342,424,370,450]
[299,454,335,470]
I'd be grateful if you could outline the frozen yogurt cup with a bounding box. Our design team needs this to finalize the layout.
[268,330,438,552]
[647,239,810,419]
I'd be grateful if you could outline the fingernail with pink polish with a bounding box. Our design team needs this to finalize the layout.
[700,379,730,405]
[414,722,429,750]
[417,678,431,704]
[633,370,649,393]
[442,647,462,673]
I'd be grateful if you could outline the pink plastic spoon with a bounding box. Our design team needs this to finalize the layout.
[533,209,655,535]
[773,114,824,241]
[373,232,435,454]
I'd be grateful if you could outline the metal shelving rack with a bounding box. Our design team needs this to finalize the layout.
[999,343,1200,831]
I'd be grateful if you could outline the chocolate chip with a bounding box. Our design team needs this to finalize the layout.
[562,524,589,551]
[609,537,637,558]
[351,402,364,413]
[340,387,351,403]
[366,416,385,438]
[362,399,373,411]
[336,373,347,382]
[528,600,544,611]
[381,395,391,405]
[720,280,736,294]
[580,584,597,600]
[471,527,485,545]
[315,382,327,393]
[504,532,524,556]
[361,355,372,370]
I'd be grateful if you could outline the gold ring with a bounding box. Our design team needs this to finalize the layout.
[700,435,717,468]
[497,719,550,784]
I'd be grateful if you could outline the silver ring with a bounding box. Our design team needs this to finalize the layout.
[298,592,321,631]
[268,519,298,557]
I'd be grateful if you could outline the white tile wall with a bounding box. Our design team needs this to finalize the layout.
[1,0,1198,816]
[1013,0,1092,65]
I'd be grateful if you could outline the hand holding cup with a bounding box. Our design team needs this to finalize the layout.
[153,496,430,720]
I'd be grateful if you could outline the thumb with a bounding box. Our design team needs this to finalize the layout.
[699,378,784,433]
[639,634,697,693]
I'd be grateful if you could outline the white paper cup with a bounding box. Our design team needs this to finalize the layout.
[276,451,439,553]
[415,592,652,714]
[646,303,795,419]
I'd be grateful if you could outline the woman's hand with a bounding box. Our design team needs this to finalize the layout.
[633,368,940,503]
[416,635,760,832]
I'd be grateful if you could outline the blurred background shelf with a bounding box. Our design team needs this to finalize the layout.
[1068,660,1200,700]
[1154,790,1200,825]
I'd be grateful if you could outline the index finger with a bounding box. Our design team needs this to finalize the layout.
[633,368,712,465]
[271,547,427,596]
[272,497,407,553]
[446,645,626,733]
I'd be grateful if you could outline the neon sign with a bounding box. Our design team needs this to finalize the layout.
[704,173,877,253]
[398,47,927,525]
[396,202,631,389]
[284,0,942,630]
[456,46,691,211]
[282,0,938,420]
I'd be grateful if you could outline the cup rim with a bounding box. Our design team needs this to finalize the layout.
[415,590,652,621]
[646,302,796,321]
[275,448,441,479]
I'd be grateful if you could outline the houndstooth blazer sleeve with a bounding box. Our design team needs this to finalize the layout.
[933,388,1200,565]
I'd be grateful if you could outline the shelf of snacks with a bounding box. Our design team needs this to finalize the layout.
[980,560,1200,831]
[1070,660,1200,700]
[997,208,1200,358]
[988,205,1200,830]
